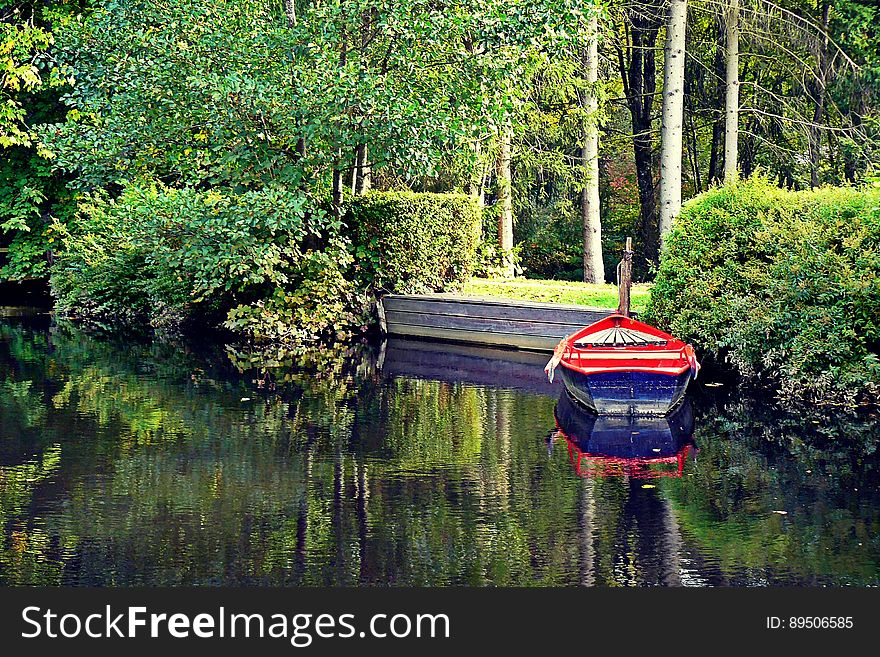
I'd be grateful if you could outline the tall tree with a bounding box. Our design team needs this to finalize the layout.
[808,0,832,188]
[615,0,663,274]
[707,16,728,186]
[659,0,688,244]
[724,0,740,184]
[496,119,515,277]
[581,11,604,284]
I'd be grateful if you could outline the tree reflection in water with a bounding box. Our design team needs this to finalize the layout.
[0,322,878,586]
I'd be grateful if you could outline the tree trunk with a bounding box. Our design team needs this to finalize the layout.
[617,237,633,317]
[469,141,485,245]
[809,1,831,189]
[353,10,372,196]
[707,18,726,185]
[464,34,485,208]
[332,165,343,217]
[468,141,483,199]
[496,120,515,277]
[332,13,347,218]
[354,143,370,194]
[617,1,663,274]
[283,0,297,27]
[581,13,604,284]
[724,0,740,184]
[633,132,657,270]
[659,0,688,246]
[843,112,860,183]
[686,94,702,192]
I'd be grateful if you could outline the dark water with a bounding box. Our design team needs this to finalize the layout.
[1,317,879,587]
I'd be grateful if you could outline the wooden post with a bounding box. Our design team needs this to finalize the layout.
[617,237,633,317]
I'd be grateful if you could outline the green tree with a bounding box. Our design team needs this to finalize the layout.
[1,1,82,281]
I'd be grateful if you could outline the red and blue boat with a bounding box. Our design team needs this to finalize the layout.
[546,313,699,416]
[543,240,700,416]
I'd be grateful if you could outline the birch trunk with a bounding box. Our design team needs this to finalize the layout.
[332,165,343,216]
[658,0,688,245]
[724,0,739,184]
[283,0,296,27]
[496,120,514,277]
[581,13,605,284]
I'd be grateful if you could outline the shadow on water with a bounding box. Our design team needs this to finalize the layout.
[1,324,879,587]
[0,279,52,313]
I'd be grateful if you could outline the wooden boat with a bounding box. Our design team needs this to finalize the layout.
[552,392,695,479]
[546,313,698,416]
[544,239,699,416]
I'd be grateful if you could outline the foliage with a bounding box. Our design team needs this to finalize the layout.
[0,2,84,282]
[348,191,482,293]
[472,239,524,279]
[515,199,582,279]
[21,0,594,341]
[0,1,53,149]
[39,0,586,193]
[508,30,611,282]
[50,183,369,341]
[49,192,152,323]
[223,245,373,346]
[648,179,880,407]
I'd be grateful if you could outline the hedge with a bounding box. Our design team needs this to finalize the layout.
[647,179,880,408]
[348,191,482,293]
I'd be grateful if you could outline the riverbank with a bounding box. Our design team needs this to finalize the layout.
[461,278,651,313]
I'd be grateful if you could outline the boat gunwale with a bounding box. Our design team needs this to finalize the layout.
[556,313,693,377]
[559,362,692,376]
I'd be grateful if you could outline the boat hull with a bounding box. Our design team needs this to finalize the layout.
[560,365,691,416]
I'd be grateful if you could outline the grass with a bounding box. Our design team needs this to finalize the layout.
[461,277,651,313]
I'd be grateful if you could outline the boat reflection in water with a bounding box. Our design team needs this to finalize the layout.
[551,391,696,479]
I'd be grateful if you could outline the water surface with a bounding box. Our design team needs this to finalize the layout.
[1,318,878,586]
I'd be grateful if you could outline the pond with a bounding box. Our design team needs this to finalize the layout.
[1,316,879,586]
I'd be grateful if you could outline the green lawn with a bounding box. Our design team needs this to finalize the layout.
[461,277,651,313]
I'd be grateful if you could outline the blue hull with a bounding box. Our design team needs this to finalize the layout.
[560,367,691,416]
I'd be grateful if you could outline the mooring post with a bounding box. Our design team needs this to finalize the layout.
[617,237,633,317]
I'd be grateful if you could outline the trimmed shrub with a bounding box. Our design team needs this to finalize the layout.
[647,179,880,408]
[348,191,481,293]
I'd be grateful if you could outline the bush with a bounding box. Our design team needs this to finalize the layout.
[51,183,371,342]
[223,243,372,345]
[50,194,154,324]
[348,191,481,293]
[647,179,880,407]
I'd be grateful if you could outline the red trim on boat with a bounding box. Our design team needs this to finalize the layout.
[555,314,695,377]
[564,441,691,479]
